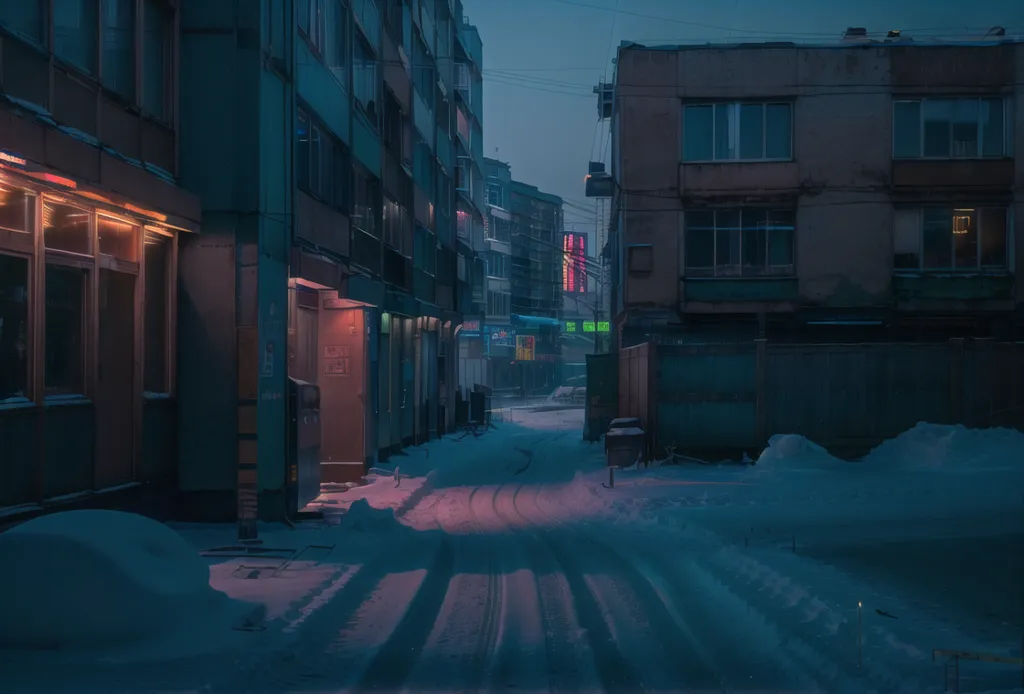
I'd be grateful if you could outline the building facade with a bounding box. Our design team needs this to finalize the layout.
[176,0,474,523]
[0,1,199,514]
[606,39,1023,347]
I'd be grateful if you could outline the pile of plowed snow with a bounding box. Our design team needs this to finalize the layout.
[753,433,843,471]
[0,509,257,655]
[862,422,1024,471]
[342,498,409,533]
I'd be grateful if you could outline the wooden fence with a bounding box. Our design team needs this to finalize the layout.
[617,339,1024,458]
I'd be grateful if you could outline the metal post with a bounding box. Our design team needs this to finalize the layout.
[609,466,615,488]
[857,601,863,670]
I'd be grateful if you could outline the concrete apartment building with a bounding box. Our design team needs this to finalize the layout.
[177,0,481,525]
[0,1,198,515]
[606,36,1023,347]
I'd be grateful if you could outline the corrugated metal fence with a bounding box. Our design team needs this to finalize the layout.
[617,339,1024,457]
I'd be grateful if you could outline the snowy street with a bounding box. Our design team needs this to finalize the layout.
[1,407,1022,693]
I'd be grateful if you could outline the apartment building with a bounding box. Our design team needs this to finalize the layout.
[606,37,1022,347]
[175,0,474,524]
[0,1,199,515]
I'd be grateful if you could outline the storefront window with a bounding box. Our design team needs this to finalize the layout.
[0,184,35,234]
[44,200,92,255]
[143,230,170,392]
[0,255,30,402]
[98,215,138,261]
[45,264,87,396]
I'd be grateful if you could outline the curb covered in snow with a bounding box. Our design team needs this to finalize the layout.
[394,470,437,518]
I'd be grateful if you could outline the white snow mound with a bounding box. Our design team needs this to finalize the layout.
[0,510,244,651]
[342,499,407,533]
[863,422,1024,470]
[754,434,843,470]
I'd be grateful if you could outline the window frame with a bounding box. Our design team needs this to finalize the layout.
[682,100,794,163]
[683,207,796,278]
[298,0,326,54]
[893,96,1010,160]
[0,250,34,403]
[893,205,1010,273]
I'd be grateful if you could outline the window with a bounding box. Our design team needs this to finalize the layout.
[101,0,135,99]
[297,106,348,211]
[894,207,1007,271]
[0,254,30,402]
[383,91,404,158]
[684,208,795,277]
[894,98,1007,159]
[299,0,325,52]
[142,0,172,120]
[414,226,436,275]
[53,0,99,74]
[353,37,378,124]
[144,230,171,393]
[383,196,402,250]
[44,200,92,255]
[0,0,48,46]
[456,160,470,193]
[487,290,510,317]
[683,102,792,162]
[0,184,35,234]
[486,182,501,207]
[352,166,380,237]
[97,215,138,261]
[487,216,510,242]
[486,251,509,279]
[44,264,87,396]
[326,0,349,87]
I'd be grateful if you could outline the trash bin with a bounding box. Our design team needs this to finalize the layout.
[605,425,645,468]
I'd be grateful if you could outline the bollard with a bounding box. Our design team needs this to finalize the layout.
[609,466,615,488]
[857,601,863,670]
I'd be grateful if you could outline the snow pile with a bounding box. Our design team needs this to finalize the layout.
[0,510,254,653]
[863,422,1024,471]
[754,434,843,471]
[341,499,408,534]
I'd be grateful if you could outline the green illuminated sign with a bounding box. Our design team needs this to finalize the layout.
[583,321,596,333]
[563,321,576,332]
[597,321,610,333]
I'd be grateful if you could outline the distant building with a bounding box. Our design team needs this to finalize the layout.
[605,37,1022,347]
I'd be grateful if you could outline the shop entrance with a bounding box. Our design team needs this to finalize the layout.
[95,268,136,489]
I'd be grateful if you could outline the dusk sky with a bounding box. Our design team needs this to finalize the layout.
[463,0,1023,237]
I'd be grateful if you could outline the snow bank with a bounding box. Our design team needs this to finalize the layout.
[0,510,255,653]
[754,434,843,471]
[342,499,409,534]
[863,422,1024,471]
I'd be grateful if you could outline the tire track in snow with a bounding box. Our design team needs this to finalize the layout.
[401,485,504,693]
[351,534,456,692]
[489,483,584,693]
[508,483,641,694]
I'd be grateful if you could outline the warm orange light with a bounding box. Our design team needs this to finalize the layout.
[78,190,115,204]
[124,203,167,222]
[0,152,27,167]
[27,171,78,188]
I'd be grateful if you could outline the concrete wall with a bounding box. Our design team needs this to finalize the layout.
[614,42,1021,318]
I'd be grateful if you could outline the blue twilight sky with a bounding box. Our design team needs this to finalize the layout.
[462,0,1023,235]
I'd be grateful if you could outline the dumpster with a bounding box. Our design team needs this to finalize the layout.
[605,425,645,468]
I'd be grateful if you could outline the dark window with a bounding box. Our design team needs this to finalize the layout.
[627,245,653,274]
[0,185,35,234]
[0,254,30,401]
[143,230,170,393]
[684,208,795,276]
[297,106,349,212]
[297,109,311,191]
[53,0,99,74]
[894,98,1007,159]
[683,102,791,162]
[101,0,135,99]
[44,264,87,396]
[327,0,348,87]
[44,200,92,255]
[333,142,350,213]
[142,0,171,120]
[352,166,380,237]
[353,37,378,125]
[0,0,48,46]
[98,215,137,261]
[299,0,324,52]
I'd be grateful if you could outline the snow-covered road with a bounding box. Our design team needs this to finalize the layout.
[206,424,817,694]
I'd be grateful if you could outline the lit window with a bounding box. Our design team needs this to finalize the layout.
[893,207,1007,271]
[43,200,92,255]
